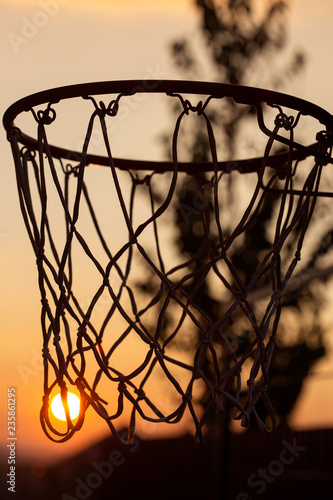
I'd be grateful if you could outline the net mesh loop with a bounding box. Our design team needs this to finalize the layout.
[6,84,333,444]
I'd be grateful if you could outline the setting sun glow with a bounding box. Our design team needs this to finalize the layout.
[50,393,80,421]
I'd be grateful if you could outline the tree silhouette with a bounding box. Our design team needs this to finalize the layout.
[167,0,305,160]
[139,0,330,431]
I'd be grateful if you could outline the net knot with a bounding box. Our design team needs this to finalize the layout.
[103,276,110,287]
[21,146,36,160]
[213,385,224,396]
[36,250,45,265]
[58,380,67,392]
[129,233,137,245]
[53,335,61,346]
[268,336,277,345]
[183,393,192,403]
[63,163,79,177]
[77,326,87,338]
[42,394,49,405]
[170,93,206,116]
[36,106,56,125]
[316,130,333,161]
[106,99,119,117]
[168,286,177,299]
[134,388,146,401]
[220,248,227,260]
[95,99,118,118]
[201,333,212,345]
[237,291,248,302]
[182,99,202,115]
[194,369,203,380]
[42,346,49,356]
[274,112,294,131]
[132,174,152,186]
[150,340,164,354]
[118,377,127,392]
[272,289,282,302]
[75,378,85,392]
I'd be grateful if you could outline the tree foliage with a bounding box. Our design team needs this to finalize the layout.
[139,0,329,430]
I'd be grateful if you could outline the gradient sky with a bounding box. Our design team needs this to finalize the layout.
[1,0,333,468]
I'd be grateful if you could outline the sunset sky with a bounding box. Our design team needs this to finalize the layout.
[1,0,333,469]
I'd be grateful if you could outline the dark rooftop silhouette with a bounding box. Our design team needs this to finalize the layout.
[2,427,333,500]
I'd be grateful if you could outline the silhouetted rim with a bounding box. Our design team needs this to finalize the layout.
[3,80,333,173]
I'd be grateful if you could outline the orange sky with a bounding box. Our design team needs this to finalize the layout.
[1,0,333,467]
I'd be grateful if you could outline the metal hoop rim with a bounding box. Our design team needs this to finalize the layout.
[3,79,333,173]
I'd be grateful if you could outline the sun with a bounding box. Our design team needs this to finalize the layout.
[50,392,80,421]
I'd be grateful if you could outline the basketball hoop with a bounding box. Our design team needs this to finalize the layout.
[3,80,333,444]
